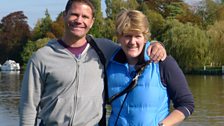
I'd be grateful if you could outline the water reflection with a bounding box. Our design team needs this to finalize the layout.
[0,73,223,126]
[183,75,224,126]
[0,71,21,126]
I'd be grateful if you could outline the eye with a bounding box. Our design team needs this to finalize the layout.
[124,34,131,38]
[70,13,79,19]
[82,15,90,19]
[135,34,144,38]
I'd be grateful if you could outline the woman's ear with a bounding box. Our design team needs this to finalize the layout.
[144,38,147,43]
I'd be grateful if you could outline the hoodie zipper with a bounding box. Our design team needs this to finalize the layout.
[69,60,80,126]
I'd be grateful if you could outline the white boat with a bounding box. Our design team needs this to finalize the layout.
[1,60,20,71]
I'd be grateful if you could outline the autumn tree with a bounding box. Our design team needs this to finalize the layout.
[216,5,224,21]
[0,11,30,64]
[51,12,64,38]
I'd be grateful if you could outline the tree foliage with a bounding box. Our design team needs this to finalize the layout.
[195,0,221,27]
[0,11,30,64]
[89,0,105,37]
[31,9,53,40]
[207,21,224,65]
[143,0,185,18]
[162,19,209,72]
[51,12,64,38]
[106,0,139,19]
[144,9,165,39]
[21,38,50,68]
[176,7,203,27]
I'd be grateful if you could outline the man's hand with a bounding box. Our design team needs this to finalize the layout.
[148,41,167,63]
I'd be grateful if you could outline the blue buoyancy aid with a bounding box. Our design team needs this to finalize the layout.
[107,42,170,126]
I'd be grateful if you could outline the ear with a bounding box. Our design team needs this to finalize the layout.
[90,18,95,28]
[144,39,147,44]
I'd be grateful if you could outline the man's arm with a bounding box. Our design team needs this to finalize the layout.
[96,38,166,63]
[19,58,42,126]
[147,41,166,63]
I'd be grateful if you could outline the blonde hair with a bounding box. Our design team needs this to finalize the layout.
[116,9,151,40]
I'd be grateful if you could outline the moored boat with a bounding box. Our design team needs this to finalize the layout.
[0,60,20,71]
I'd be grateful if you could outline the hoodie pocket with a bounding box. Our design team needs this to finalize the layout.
[39,96,74,125]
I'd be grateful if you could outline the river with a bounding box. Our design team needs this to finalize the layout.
[0,71,224,126]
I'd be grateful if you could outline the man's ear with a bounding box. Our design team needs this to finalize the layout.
[90,18,95,28]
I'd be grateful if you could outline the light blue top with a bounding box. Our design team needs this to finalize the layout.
[107,42,170,126]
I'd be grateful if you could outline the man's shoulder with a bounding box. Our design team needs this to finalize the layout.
[31,39,58,60]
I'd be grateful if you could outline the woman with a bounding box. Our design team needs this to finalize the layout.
[106,9,194,126]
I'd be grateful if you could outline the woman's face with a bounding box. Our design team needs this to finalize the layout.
[118,31,146,64]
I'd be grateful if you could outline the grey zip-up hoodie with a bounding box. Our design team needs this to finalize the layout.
[19,38,118,126]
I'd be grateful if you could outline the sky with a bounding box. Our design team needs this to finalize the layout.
[0,0,200,29]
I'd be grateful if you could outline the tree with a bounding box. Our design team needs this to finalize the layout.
[195,0,221,27]
[104,0,140,40]
[51,12,64,38]
[89,0,104,37]
[207,21,224,65]
[0,11,30,64]
[102,18,116,41]
[21,38,50,69]
[143,9,165,40]
[106,0,139,19]
[143,0,185,18]
[31,9,53,40]
[162,19,209,72]
[176,6,203,27]
[216,5,224,21]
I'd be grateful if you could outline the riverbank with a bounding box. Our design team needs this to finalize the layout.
[188,66,223,75]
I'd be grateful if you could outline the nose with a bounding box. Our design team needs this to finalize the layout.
[75,16,83,22]
[129,37,136,44]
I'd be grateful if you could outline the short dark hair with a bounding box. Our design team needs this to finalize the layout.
[65,0,95,17]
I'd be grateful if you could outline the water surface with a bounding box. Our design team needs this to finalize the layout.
[0,72,223,126]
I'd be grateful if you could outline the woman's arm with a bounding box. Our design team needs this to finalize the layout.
[159,55,194,126]
[159,109,185,126]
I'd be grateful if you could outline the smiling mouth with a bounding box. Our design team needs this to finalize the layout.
[128,45,138,49]
[69,21,84,29]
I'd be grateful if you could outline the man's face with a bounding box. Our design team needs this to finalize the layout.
[63,2,94,39]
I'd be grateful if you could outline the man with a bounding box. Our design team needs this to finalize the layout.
[19,0,166,126]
